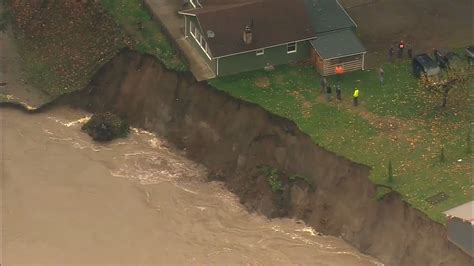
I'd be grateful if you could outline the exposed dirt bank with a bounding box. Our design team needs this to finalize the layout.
[26,50,472,265]
[4,107,381,265]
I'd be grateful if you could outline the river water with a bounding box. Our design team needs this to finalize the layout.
[1,107,381,265]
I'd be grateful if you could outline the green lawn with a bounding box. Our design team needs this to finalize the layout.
[210,59,473,223]
[9,1,125,97]
[101,0,187,71]
[8,0,185,97]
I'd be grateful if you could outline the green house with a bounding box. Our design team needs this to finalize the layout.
[179,0,366,78]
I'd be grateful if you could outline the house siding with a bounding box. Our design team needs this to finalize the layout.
[447,217,474,257]
[217,41,311,76]
[185,16,217,74]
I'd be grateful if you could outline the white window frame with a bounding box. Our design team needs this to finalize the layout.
[200,34,205,47]
[287,42,297,54]
[189,21,212,60]
[256,49,265,56]
[190,21,196,38]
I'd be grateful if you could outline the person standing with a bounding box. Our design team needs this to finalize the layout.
[398,40,405,58]
[336,85,342,101]
[335,65,344,81]
[353,87,359,106]
[389,45,394,62]
[407,43,413,59]
[379,66,384,86]
[326,84,332,102]
[320,77,327,93]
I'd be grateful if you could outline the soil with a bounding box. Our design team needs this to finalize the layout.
[255,77,271,89]
[65,50,472,265]
[339,0,473,68]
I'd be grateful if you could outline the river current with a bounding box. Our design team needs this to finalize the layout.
[1,107,381,265]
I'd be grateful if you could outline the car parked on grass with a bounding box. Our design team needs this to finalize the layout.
[412,53,441,82]
[433,48,457,69]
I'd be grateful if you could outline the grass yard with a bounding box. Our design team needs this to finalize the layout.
[101,0,186,71]
[6,0,185,98]
[210,59,473,223]
[8,0,125,97]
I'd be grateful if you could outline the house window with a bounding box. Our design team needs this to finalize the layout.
[256,49,264,56]
[287,42,297,54]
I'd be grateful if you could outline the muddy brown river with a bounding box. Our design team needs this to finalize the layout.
[1,107,381,265]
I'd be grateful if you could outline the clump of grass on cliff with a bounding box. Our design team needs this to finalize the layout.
[210,58,473,223]
[101,0,187,71]
[9,1,125,97]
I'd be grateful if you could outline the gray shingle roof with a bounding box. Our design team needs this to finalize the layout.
[182,0,317,57]
[310,29,366,59]
[304,0,356,33]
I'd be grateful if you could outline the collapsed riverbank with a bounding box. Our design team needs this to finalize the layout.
[4,106,383,265]
[2,50,471,265]
[59,50,468,265]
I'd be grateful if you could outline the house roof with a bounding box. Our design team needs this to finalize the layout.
[310,29,366,59]
[444,201,474,222]
[304,0,356,33]
[181,0,317,58]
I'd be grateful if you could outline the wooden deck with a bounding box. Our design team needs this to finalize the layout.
[144,0,216,81]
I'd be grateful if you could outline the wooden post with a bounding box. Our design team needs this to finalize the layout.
[362,53,365,70]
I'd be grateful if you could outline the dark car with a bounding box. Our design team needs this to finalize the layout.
[465,46,474,66]
[433,48,457,69]
[412,54,441,81]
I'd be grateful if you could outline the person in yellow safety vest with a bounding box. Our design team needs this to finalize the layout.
[353,88,359,106]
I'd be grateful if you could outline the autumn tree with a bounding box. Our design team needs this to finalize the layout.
[419,65,470,108]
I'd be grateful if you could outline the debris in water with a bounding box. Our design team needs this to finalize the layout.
[81,112,130,142]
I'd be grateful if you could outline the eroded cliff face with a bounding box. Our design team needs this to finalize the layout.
[75,51,471,266]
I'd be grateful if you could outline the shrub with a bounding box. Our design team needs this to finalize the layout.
[466,131,472,154]
[388,160,394,183]
[264,167,283,192]
[439,146,446,162]
[82,112,129,141]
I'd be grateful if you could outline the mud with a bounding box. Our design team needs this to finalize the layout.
[62,50,471,265]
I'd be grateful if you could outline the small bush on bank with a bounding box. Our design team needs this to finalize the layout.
[82,112,129,142]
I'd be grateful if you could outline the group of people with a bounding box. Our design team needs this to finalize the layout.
[320,77,360,106]
[317,39,411,107]
[320,39,409,106]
